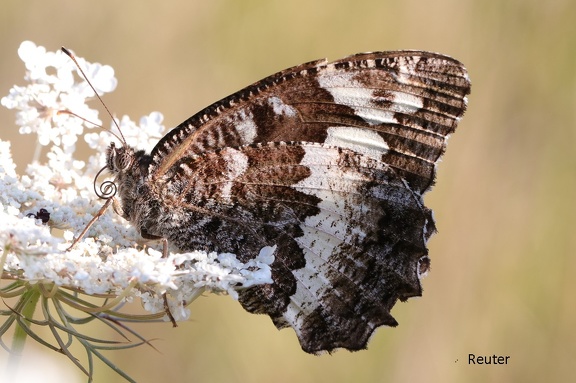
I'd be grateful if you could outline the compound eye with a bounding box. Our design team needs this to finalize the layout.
[114,150,132,171]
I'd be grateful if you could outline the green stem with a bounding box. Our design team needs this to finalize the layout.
[6,287,41,379]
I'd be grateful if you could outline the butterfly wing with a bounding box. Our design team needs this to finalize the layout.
[153,141,433,353]
[143,51,470,353]
[149,51,470,194]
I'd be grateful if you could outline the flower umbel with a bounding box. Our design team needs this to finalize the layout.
[0,42,273,382]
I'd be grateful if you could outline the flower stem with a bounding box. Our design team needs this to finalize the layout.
[6,288,41,379]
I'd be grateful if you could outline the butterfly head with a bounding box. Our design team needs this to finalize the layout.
[101,142,147,222]
[106,142,136,174]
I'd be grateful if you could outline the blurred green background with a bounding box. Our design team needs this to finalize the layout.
[1,0,575,382]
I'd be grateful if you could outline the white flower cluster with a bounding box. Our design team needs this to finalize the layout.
[0,41,273,321]
[1,41,115,149]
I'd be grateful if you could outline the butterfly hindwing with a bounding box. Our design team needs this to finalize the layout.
[142,141,433,352]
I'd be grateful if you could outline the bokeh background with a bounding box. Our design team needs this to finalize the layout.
[1,0,575,382]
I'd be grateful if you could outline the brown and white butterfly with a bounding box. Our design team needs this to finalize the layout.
[72,50,470,353]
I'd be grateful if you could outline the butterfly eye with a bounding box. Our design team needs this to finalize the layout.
[114,150,133,171]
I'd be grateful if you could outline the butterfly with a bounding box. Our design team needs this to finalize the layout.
[75,50,470,354]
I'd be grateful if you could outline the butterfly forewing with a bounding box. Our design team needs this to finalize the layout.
[110,51,470,353]
[150,51,469,193]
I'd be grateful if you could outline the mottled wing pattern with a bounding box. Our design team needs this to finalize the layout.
[152,141,434,353]
[139,51,470,353]
[150,51,469,193]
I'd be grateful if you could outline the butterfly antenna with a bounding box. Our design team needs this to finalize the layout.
[61,46,127,146]
[58,109,125,144]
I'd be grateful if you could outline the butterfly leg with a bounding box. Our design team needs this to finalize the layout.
[66,197,114,251]
[160,237,178,327]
